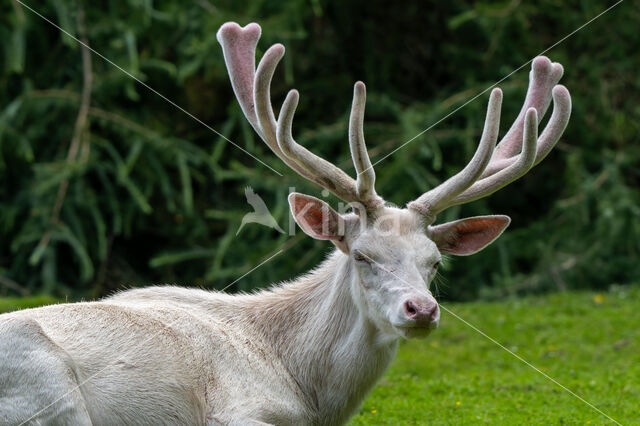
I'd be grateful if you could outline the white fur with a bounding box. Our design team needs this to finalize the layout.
[0,208,442,425]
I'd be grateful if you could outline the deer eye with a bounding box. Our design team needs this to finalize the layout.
[353,251,371,264]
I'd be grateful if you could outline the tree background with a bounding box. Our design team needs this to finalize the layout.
[0,0,638,301]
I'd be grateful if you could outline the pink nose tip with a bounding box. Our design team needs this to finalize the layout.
[404,300,439,324]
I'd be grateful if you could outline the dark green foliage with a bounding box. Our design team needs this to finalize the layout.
[0,0,638,300]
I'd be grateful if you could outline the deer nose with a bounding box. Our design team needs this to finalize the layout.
[404,299,439,325]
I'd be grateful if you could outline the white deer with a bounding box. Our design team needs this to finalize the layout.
[0,22,571,426]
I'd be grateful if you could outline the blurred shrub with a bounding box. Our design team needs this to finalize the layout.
[0,0,638,300]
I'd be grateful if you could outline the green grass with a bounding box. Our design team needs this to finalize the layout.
[2,289,638,424]
[350,287,640,425]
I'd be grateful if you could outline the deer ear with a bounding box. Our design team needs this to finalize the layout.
[288,193,349,253]
[429,215,510,256]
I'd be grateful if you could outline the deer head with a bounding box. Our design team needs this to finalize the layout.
[217,22,571,339]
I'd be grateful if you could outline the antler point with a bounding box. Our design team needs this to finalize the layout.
[525,107,538,125]
[552,84,570,100]
[245,22,261,31]
[288,89,300,100]
[532,56,552,72]
[217,22,262,44]
[266,43,286,58]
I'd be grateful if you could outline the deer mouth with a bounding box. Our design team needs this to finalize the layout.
[395,321,439,339]
[396,326,434,339]
[394,316,439,331]
[399,321,439,331]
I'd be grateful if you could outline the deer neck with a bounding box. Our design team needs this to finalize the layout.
[249,250,399,424]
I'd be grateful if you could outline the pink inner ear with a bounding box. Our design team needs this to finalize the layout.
[431,216,510,256]
[289,193,341,241]
[293,198,326,235]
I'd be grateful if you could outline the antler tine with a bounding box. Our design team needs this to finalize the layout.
[449,83,571,206]
[449,107,538,206]
[216,23,262,133]
[481,84,571,176]
[408,88,502,219]
[409,57,571,222]
[219,22,385,209]
[277,90,360,203]
[217,22,317,182]
[350,82,382,207]
[482,56,565,177]
[253,43,285,149]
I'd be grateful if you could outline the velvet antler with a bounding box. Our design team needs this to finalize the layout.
[218,23,572,222]
[408,56,571,220]
[217,22,382,210]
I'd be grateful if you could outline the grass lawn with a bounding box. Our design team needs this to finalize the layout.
[350,287,640,425]
[2,288,638,424]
